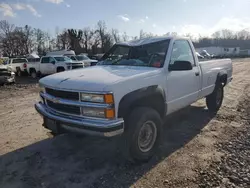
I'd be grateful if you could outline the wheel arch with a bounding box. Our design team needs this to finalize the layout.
[117,85,166,119]
[216,71,227,87]
[16,67,21,72]
[29,67,36,73]
[57,66,65,72]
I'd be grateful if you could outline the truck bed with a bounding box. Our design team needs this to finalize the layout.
[199,58,232,98]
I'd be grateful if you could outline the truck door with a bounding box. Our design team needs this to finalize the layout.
[40,57,55,74]
[166,40,201,114]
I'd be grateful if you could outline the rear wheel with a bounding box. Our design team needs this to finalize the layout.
[206,83,224,113]
[16,69,22,77]
[30,70,37,78]
[121,107,163,162]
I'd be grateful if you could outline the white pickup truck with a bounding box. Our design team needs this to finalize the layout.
[35,37,232,162]
[68,55,98,67]
[6,58,28,76]
[27,55,84,78]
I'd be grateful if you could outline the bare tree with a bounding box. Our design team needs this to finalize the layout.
[236,30,250,40]
[212,31,221,39]
[0,20,15,37]
[139,29,146,39]
[68,29,83,53]
[95,20,107,52]
[0,20,15,56]
[82,27,93,53]
[90,32,101,54]
[111,29,120,43]
[221,29,235,39]
[103,33,113,52]
[164,32,178,37]
[57,30,70,50]
[22,25,34,54]
[33,28,50,55]
[122,32,129,42]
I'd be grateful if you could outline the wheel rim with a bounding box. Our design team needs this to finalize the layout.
[216,87,222,106]
[138,120,157,153]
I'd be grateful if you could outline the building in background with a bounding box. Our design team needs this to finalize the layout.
[196,46,240,57]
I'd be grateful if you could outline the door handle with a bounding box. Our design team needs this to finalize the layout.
[195,72,200,76]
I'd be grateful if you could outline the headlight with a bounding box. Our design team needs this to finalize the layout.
[80,93,114,104]
[82,107,115,119]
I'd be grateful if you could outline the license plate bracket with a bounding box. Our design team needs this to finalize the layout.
[44,118,58,133]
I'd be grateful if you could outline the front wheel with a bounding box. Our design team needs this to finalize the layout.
[57,67,65,73]
[121,107,163,162]
[206,83,224,113]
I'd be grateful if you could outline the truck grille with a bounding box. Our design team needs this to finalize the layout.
[47,100,80,115]
[46,88,79,101]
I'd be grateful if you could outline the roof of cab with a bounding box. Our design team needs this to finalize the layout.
[116,36,189,46]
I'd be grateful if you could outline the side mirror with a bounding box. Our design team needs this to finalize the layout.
[168,60,193,71]
[51,61,55,64]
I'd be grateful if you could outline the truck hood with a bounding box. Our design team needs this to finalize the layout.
[39,65,160,91]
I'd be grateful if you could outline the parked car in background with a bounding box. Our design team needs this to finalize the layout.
[200,50,213,59]
[46,50,75,56]
[36,36,233,162]
[196,52,204,59]
[88,54,104,61]
[0,64,15,85]
[27,55,84,78]
[68,55,98,66]
[6,58,28,76]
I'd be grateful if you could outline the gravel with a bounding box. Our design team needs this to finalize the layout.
[198,98,250,188]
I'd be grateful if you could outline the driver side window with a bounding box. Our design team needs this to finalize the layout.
[41,57,49,63]
[49,57,55,63]
[170,40,195,66]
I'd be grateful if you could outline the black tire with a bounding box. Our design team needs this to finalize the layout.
[206,83,224,113]
[121,107,163,162]
[57,67,65,73]
[30,69,37,78]
[16,69,22,77]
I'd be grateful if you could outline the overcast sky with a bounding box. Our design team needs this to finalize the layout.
[1,0,250,38]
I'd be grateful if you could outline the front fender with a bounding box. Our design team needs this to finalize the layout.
[118,85,166,118]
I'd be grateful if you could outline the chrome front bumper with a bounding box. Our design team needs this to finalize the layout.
[35,102,124,137]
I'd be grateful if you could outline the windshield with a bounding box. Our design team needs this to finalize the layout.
[54,56,72,62]
[99,39,170,68]
[76,55,90,61]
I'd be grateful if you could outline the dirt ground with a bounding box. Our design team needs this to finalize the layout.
[0,59,250,188]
